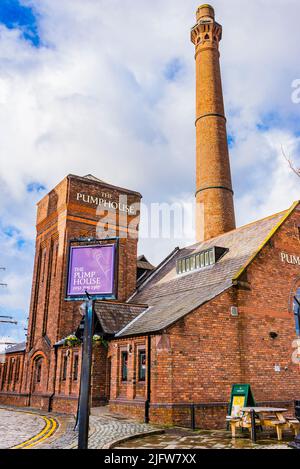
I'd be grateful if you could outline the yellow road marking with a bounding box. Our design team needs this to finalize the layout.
[24,418,57,449]
[11,413,58,449]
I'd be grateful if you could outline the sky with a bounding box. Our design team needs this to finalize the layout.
[0,0,299,349]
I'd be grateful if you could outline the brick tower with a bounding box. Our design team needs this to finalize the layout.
[191,5,236,242]
[21,174,141,409]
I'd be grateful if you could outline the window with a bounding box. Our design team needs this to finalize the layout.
[15,358,20,383]
[121,351,128,382]
[176,247,228,276]
[62,355,68,381]
[1,363,7,390]
[73,355,79,382]
[8,359,14,384]
[294,289,300,336]
[138,350,146,382]
[35,358,42,383]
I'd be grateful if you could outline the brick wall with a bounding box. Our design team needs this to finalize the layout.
[108,208,300,429]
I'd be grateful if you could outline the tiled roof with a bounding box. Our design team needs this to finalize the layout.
[137,257,155,271]
[94,302,147,335]
[117,207,296,337]
[5,342,26,354]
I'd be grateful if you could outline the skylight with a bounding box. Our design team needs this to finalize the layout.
[176,247,228,275]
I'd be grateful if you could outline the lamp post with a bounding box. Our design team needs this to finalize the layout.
[77,293,94,450]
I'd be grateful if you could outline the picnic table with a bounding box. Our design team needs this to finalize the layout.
[228,407,300,441]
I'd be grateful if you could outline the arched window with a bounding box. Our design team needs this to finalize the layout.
[35,357,43,383]
[62,355,68,381]
[293,288,300,336]
[15,358,20,383]
[204,34,210,40]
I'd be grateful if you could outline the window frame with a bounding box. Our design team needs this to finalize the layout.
[138,349,146,382]
[35,357,42,384]
[15,357,20,383]
[8,359,15,384]
[73,354,79,382]
[121,351,128,382]
[62,354,68,382]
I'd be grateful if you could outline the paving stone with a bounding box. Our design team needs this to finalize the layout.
[0,405,294,450]
[0,409,45,449]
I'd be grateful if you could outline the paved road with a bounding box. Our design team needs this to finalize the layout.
[0,406,161,449]
[2,406,291,450]
[0,408,45,449]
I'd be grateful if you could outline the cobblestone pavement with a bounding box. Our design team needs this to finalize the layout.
[2,405,293,449]
[0,408,45,449]
[115,428,293,450]
[0,406,162,449]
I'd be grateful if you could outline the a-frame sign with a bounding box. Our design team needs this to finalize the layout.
[229,384,256,418]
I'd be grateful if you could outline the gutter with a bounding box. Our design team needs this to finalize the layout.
[48,344,58,412]
[145,335,152,424]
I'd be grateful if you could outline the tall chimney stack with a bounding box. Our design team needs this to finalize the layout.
[191,5,236,242]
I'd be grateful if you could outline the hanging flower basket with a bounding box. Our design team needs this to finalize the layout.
[64,335,81,348]
[93,335,108,349]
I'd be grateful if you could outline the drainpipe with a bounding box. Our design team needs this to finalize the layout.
[48,345,58,413]
[145,335,152,424]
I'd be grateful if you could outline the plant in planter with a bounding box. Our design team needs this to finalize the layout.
[64,334,81,348]
[93,335,108,348]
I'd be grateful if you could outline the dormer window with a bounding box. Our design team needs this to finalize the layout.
[176,247,228,275]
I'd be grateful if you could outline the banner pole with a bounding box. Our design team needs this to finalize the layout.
[77,293,94,450]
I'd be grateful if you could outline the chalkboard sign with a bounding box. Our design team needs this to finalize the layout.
[229,384,256,418]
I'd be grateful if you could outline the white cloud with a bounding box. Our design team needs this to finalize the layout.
[0,0,299,340]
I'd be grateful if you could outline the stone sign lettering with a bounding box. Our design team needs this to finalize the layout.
[76,192,136,215]
[280,252,300,266]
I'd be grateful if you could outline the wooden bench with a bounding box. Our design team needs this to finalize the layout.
[260,418,286,441]
[286,418,300,437]
[227,415,261,438]
[226,416,242,438]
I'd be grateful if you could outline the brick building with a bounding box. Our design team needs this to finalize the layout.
[1,5,300,429]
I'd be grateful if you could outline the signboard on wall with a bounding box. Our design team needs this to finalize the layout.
[66,243,117,300]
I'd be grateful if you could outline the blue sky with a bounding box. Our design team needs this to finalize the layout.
[0,0,299,349]
[0,0,40,46]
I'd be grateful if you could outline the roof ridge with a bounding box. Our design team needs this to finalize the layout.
[185,206,292,252]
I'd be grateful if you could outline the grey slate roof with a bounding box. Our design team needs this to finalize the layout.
[94,302,147,335]
[117,209,292,337]
[5,342,26,354]
[137,255,155,271]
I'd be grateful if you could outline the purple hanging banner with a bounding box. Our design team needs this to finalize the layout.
[67,244,116,298]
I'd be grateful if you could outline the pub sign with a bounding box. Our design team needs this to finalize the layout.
[66,242,117,300]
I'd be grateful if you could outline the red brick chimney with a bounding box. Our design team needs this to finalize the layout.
[191,4,236,242]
